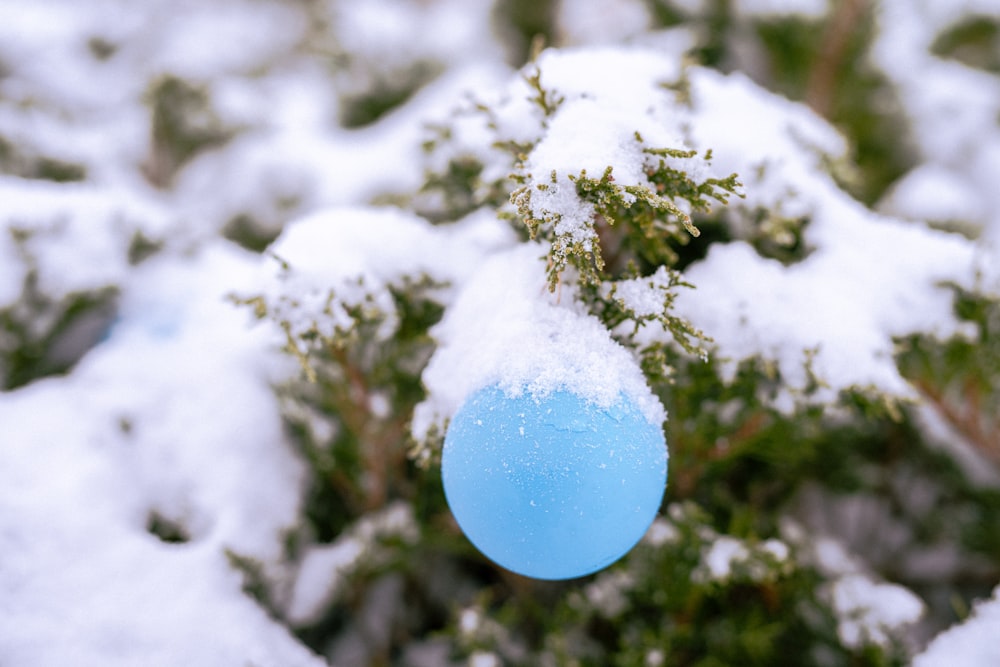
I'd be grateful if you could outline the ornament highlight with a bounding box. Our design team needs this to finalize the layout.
[442,385,668,580]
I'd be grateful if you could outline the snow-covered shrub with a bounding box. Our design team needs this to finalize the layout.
[2,1,999,666]
[0,179,168,388]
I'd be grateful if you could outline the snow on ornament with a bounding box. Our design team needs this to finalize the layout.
[414,245,670,579]
[442,384,667,580]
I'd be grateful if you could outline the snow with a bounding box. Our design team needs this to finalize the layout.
[643,517,680,546]
[913,585,1000,667]
[521,89,695,237]
[413,243,668,439]
[0,2,521,658]
[556,0,652,45]
[785,525,926,651]
[831,574,925,649]
[1,0,998,662]
[811,535,862,577]
[675,219,976,407]
[330,0,500,69]
[732,0,828,19]
[433,51,983,410]
[251,202,668,444]
[459,608,482,635]
[171,61,511,240]
[760,538,790,562]
[256,205,517,353]
[527,46,686,113]
[286,502,418,626]
[469,651,502,667]
[684,67,845,217]
[702,536,751,580]
[695,532,792,583]
[0,535,322,667]
[427,44,695,224]
[665,67,981,407]
[527,99,641,198]
[872,0,1000,261]
[0,176,170,308]
[878,163,989,228]
[584,570,635,618]
[146,1,308,79]
[0,242,322,666]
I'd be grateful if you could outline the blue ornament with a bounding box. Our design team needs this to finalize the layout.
[442,385,668,580]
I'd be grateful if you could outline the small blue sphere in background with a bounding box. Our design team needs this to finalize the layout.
[442,385,668,580]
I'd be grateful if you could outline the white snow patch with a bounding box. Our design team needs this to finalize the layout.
[786,527,925,652]
[643,517,680,546]
[607,267,680,319]
[732,0,829,19]
[556,0,652,46]
[879,163,989,229]
[0,241,322,666]
[459,608,482,636]
[584,569,635,618]
[675,210,976,406]
[913,584,1000,667]
[257,205,517,350]
[703,536,751,580]
[470,651,502,667]
[413,244,667,438]
[0,176,170,308]
[761,538,790,562]
[654,66,982,407]
[831,574,925,649]
[286,502,418,626]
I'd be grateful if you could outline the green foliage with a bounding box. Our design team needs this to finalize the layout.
[2,0,997,664]
[338,61,442,128]
[225,8,1000,664]
[0,285,117,390]
[241,255,998,664]
[220,214,283,253]
[493,0,558,65]
[0,228,118,390]
[225,549,279,615]
[423,62,743,296]
[753,16,826,99]
[523,62,564,117]
[446,501,908,667]
[235,274,446,537]
[647,0,914,205]
[896,286,1000,471]
[145,511,190,544]
[932,15,1000,74]
[417,111,528,224]
[512,154,741,291]
[144,75,233,187]
[416,149,513,223]
[582,266,710,362]
[0,135,87,182]
[743,208,812,265]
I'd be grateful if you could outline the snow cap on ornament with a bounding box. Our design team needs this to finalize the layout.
[418,244,668,580]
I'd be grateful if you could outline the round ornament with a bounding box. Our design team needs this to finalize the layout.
[442,385,668,580]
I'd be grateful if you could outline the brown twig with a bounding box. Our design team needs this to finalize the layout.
[806,0,868,118]
[329,345,394,511]
[914,377,1000,467]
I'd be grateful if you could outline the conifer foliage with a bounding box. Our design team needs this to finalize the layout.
[2,1,1000,666]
